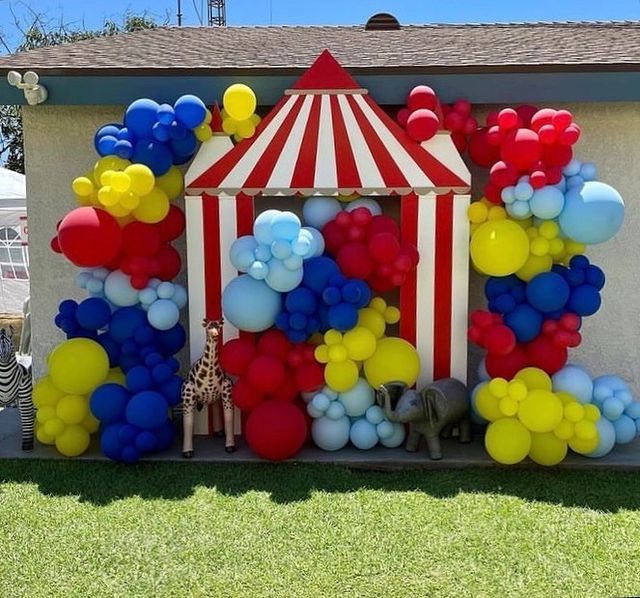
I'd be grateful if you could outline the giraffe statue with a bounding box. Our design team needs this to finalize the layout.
[182,318,235,458]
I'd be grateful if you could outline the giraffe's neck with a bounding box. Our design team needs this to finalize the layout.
[202,334,219,369]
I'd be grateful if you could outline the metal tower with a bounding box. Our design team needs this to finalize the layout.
[208,0,227,26]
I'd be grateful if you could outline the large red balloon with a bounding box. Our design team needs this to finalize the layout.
[368,215,400,239]
[500,128,542,171]
[247,355,286,393]
[336,242,374,279]
[56,207,122,267]
[489,161,518,188]
[294,361,324,393]
[155,245,182,280]
[257,329,291,361]
[542,143,573,168]
[157,205,186,242]
[485,346,528,379]
[525,336,567,374]
[122,221,162,257]
[220,337,256,376]
[232,378,265,412]
[407,85,438,111]
[468,128,501,168]
[321,220,347,255]
[244,401,307,461]
[368,233,400,264]
[406,109,439,142]
[268,376,299,402]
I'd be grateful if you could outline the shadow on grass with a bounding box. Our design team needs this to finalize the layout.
[0,459,639,511]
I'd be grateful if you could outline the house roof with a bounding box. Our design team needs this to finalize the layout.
[0,21,639,75]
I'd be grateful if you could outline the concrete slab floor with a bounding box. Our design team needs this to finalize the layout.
[1,407,639,470]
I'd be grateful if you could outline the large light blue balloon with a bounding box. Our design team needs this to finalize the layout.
[552,364,593,404]
[586,418,616,458]
[147,299,180,331]
[338,378,374,417]
[613,414,637,444]
[222,275,282,332]
[559,181,625,244]
[303,196,342,229]
[265,258,303,292]
[530,186,565,219]
[302,227,325,258]
[350,418,379,450]
[104,270,139,307]
[253,210,279,245]
[230,235,258,271]
[271,211,301,241]
[311,415,351,451]
[379,422,406,448]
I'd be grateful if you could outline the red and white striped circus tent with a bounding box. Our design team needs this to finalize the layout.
[185,49,471,436]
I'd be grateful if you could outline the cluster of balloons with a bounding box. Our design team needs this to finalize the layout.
[221,84,261,142]
[306,382,405,451]
[55,297,111,340]
[440,99,479,152]
[322,207,419,292]
[396,85,442,143]
[472,367,603,465]
[95,95,211,173]
[33,338,112,456]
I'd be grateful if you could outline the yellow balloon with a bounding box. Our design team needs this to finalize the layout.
[516,254,553,281]
[584,404,601,422]
[82,412,100,434]
[337,193,359,202]
[236,118,256,139]
[43,417,65,437]
[568,433,599,455]
[363,337,420,389]
[56,395,88,425]
[110,171,131,194]
[233,133,244,143]
[120,192,140,211]
[314,345,329,364]
[553,419,575,440]
[517,389,563,433]
[499,396,518,417]
[72,176,94,197]
[325,360,359,393]
[155,166,184,201]
[324,329,342,345]
[195,123,213,142]
[133,188,170,223]
[468,201,488,224]
[357,307,385,339]
[563,402,585,423]
[125,164,155,196]
[36,425,56,446]
[48,338,109,395]
[574,420,597,441]
[223,83,257,121]
[515,367,552,391]
[250,113,261,126]
[94,156,129,184]
[474,383,503,422]
[32,376,63,408]
[342,327,377,361]
[55,425,90,457]
[105,368,126,386]
[222,117,238,135]
[97,186,119,208]
[328,344,348,363]
[470,220,530,276]
[485,418,531,465]
[528,432,567,466]
[36,405,56,424]
[384,306,400,324]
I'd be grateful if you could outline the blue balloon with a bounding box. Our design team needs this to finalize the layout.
[153,419,176,451]
[75,297,111,331]
[119,423,138,445]
[264,258,303,293]
[551,364,593,404]
[587,418,617,458]
[253,210,279,245]
[147,299,180,331]
[121,445,141,464]
[302,257,341,294]
[152,363,173,384]
[614,415,637,444]
[603,397,624,420]
[530,186,565,219]
[156,323,186,355]
[126,391,169,429]
[100,423,125,460]
[567,284,601,317]
[109,307,148,343]
[625,401,640,420]
[90,383,129,424]
[113,139,134,160]
[97,135,118,156]
[135,430,158,453]
[285,287,317,315]
[271,211,301,241]
[379,421,406,448]
[311,416,351,451]
[222,275,282,332]
[58,299,77,317]
[132,138,173,176]
[94,124,122,154]
[97,332,121,367]
[174,94,207,129]
[526,272,570,313]
[126,365,154,393]
[169,129,197,158]
[160,375,183,407]
[504,303,543,343]
[327,303,358,331]
[152,122,171,142]
[156,104,175,125]
[302,197,342,229]
[124,98,160,139]
[559,181,625,244]
[350,418,379,450]
[104,270,139,307]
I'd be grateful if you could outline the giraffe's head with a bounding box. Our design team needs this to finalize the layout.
[0,327,14,362]
[203,318,224,339]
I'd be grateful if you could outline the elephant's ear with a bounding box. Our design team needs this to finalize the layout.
[421,389,438,426]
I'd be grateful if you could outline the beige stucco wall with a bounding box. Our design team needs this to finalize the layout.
[23,103,640,392]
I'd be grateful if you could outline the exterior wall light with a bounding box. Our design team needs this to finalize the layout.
[6,71,48,105]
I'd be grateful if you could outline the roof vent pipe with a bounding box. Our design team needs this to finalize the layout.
[365,13,401,31]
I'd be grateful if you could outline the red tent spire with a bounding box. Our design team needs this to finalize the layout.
[291,49,361,91]
[209,102,224,134]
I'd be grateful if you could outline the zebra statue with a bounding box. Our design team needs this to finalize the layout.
[0,327,34,450]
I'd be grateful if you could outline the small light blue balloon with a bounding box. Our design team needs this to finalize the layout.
[254,244,272,262]
[365,405,384,425]
[156,281,175,299]
[147,299,180,331]
[248,261,269,280]
[283,255,303,271]
[514,181,534,201]
[86,278,104,295]
[253,210,279,245]
[302,196,342,229]
[270,211,301,241]
[586,418,616,458]
[602,397,624,421]
[501,186,517,204]
[148,278,161,289]
[477,359,490,382]
[559,181,625,245]
[345,198,382,216]
[311,393,331,413]
[271,239,292,260]
[326,401,346,420]
[306,403,324,419]
[579,162,597,181]
[379,422,406,448]
[172,285,188,309]
[470,382,488,425]
[302,227,325,258]
[75,271,91,288]
[265,258,303,292]
[616,390,633,407]
[104,270,139,307]
[563,158,582,177]
[554,177,567,193]
[376,420,394,440]
[222,275,282,332]
[552,364,593,405]
[530,186,565,219]
[625,401,640,420]
[350,418,379,450]
[566,175,584,189]
[338,378,374,417]
[323,387,338,401]
[311,416,351,451]
[291,230,312,257]
[230,236,258,270]
[506,200,532,220]
[139,288,158,305]
[614,415,637,444]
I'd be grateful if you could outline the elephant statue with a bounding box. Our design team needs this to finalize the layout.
[376,378,471,460]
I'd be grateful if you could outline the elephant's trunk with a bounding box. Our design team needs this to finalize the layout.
[380,386,414,424]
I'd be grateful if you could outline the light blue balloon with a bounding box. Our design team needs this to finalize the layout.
[530,186,565,219]
[587,418,616,458]
[616,390,633,407]
[254,243,272,262]
[265,258,303,292]
[379,422,406,448]
[566,175,584,189]
[271,239,292,260]
[344,198,382,216]
[625,401,640,420]
[350,418,379,450]
[365,405,385,425]
[311,393,331,413]
[470,382,488,425]
[338,378,374,417]
[253,210,279,245]
[579,162,597,181]
[148,278,161,289]
[554,177,567,193]
[306,403,324,419]
[147,299,180,331]
[506,200,531,220]
[248,261,269,280]
[86,278,104,295]
[172,285,188,309]
[270,211,301,241]
[559,181,625,244]
[302,227,325,258]
[323,387,338,400]
[139,288,158,306]
[156,281,175,299]
[563,159,582,177]
[613,415,637,444]
[501,186,517,204]
[291,230,312,257]
[376,420,394,440]
[222,275,282,332]
[302,196,342,229]
[230,236,258,270]
[75,271,91,288]
[514,181,534,201]
[311,415,351,451]
[283,255,304,271]
[552,364,593,404]
[104,270,139,307]
[477,359,490,382]
[603,397,624,421]
[636,419,640,436]
[326,401,346,420]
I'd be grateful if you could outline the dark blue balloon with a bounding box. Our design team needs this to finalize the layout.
[119,423,138,445]
[302,257,341,294]
[289,313,308,330]
[94,123,121,155]
[90,383,129,424]
[504,304,544,343]
[322,286,341,306]
[121,445,141,464]
[132,138,173,176]
[526,272,570,313]
[126,391,169,429]
[155,323,186,355]
[126,365,154,393]
[110,307,148,343]
[568,285,601,316]
[76,297,111,331]
[97,332,121,367]
[343,280,371,308]
[144,352,164,368]
[97,136,118,156]
[152,363,173,384]
[160,375,183,406]
[174,94,207,128]
[100,423,125,461]
[124,98,160,139]
[285,287,316,315]
[585,265,606,290]
[152,122,171,142]
[153,419,176,451]
[59,299,78,317]
[157,104,175,125]
[169,129,197,158]
[327,303,358,331]
[113,139,133,160]
[134,325,155,345]
[135,430,157,453]
[494,294,516,314]
[169,121,187,140]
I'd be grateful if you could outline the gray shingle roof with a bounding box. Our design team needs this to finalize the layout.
[0,21,638,75]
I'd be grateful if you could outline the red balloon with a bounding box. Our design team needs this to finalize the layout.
[220,337,256,376]
[483,182,502,204]
[451,131,467,153]
[485,346,528,379]
[294,361,324,393]
[468,128,500,168]
[247,355,286,393]
[486,111,499,126]
[336,242,374,279]
[559,124,580,146]
[453,99,472,117]
[50,236,62,254]
[537,124,557,145]
[56,207,122,267]
[257,329,291,360]
[500,128,542,171]
[407,85,437,111]
[525,336,567,374]
[552,110,573,131]
[368,273,395,293]
[484,325,516,356]
[489,161,518,188]
[350,207,373,228]
[321,220,347,255]
[368,233,400,264]
[244,401,307,461]
[268,375,299,402]
[232,378,265,412]
[154,245,181,280]
[444,111,464,133]
[514,104,538,127]
[156,205,186,242]
[397,107,410,127]
[497,108,519,130]
[462,117,478,135]
[530,108,555,132]
[545,166,563,185]
[122,222,162,257]
[542,143,573,168]
[529,170,547,189]
[368,215,400,239]
[406,109,440,142]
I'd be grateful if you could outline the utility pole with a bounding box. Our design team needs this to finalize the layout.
[177,0,183,26]
[208,0,227,26]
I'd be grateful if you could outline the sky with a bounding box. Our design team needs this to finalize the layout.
[0,0,639,48]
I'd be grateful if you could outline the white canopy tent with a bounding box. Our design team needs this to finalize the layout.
[0,167,29,315]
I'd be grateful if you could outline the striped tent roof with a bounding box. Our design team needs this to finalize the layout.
[186,50,470,197]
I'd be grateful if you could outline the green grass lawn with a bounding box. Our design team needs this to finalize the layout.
[1,462,640,597]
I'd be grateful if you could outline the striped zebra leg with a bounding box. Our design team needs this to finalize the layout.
[18,377,34,451]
